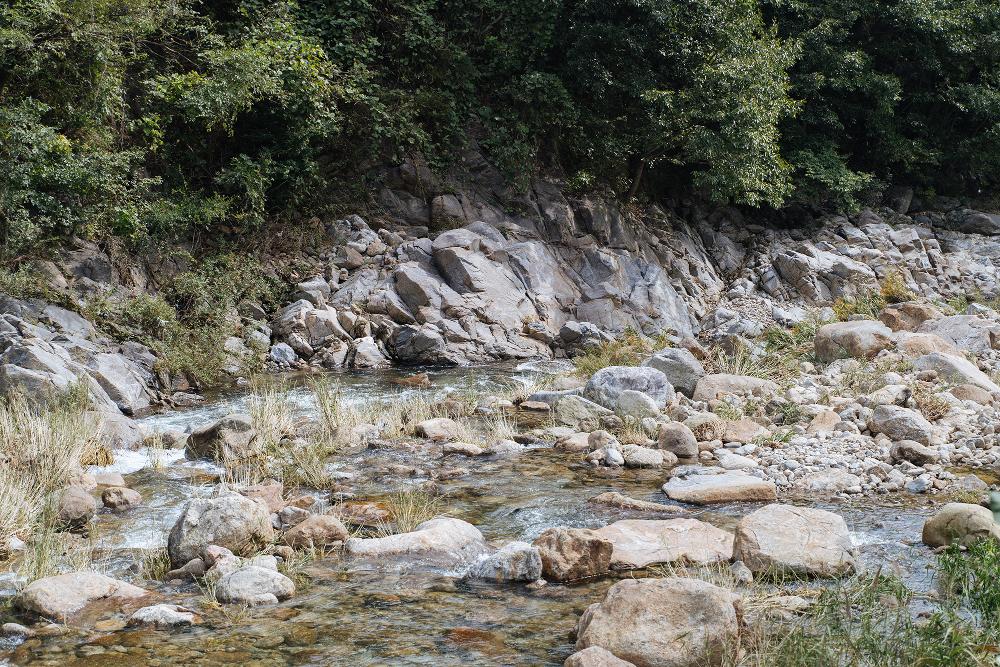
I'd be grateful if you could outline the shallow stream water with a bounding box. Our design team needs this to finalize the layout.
[1,364,943,666]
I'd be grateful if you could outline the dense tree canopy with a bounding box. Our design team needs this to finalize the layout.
[1,0,998,256]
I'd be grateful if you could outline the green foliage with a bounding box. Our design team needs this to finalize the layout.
[84,254,284,386]
[766,0,1000,207]
[2,0,998,257]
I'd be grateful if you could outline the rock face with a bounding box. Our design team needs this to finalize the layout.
[643,348,704,398]
[869,405,934,444]
[16,573,148,621]
[594,519,734,569]
[814,320,896,362]
[533,527,613,581]
[345,517,489,568]
[662,470,777,504]
[186,414,256,462]
[466,541,543,582]
[167,490,275,566]
[584,366,673,411]
[575,577,740,667]
[733,504,857,578]
[922,503,1000,547]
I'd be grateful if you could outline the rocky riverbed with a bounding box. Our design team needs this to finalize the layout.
[4,195,1000,665]
[0,349,994,666]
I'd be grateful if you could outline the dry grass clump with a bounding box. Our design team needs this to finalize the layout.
[0,387,100,559]
[910,383,952,422]
[572,329,670,377]
[879,271,915,304]
[705,339,795,384]
[374,489,446,536]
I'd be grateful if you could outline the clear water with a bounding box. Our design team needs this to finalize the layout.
[0,363,940,666]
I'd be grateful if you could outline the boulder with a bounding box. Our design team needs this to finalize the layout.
[913,352,1000,393]
[663,471,776,505]
[806,410,841,434]
[565,646,636,667]
[283,514,349,549]
[16,573,147,621]
[614,390,661,419]
[584,366,673,410]
[733,504,856,578]
[127,604,200,628]
[922,503,1000,547]
[345,517,489,568]
[350,336,389,369]
[575,578,740,667]
[415,417,463,441]
[951,384,994,405]
[643,348,705,397]
[551,394,615,430]
[532,527,613,581]
[879,302,944,332]
[619,444,667,468]
[683,413,725,441]
[594,519,734,569]
[167,490,275,566]
[185,414,256,462]
[56,486,97,528]
[722,418,767,444]
[215,565,295,606]
[814,320,895,362]
[895,333,960,358]
[869,405,934,444]
[101,486,142,512]
[693,374,779,402]
[657,422,699,459]
[890,440,940,465]
[917,315,1000,354]
[466,541,543,582]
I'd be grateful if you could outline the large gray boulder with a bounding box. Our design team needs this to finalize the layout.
[575,577,740,667]
[16,573,148,622]
[869,405,934,444]
[185,414,256,462]
[814,320,895,362]
[913,352,1000,392]
[466,541,543,582]
[662,470,777,505]
[917,315,1000,354]
[922,503,1000,547]
[584,366,673,411]
[594,519,733,570]
[733,504,856,578]
[215,565,295,606]
[643,349,705,397]
[345,517,489,569]
[167,489,274,566]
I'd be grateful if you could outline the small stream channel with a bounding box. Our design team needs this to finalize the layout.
[1,364,943,666]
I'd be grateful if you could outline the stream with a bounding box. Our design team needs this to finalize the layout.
[1,364,942,666]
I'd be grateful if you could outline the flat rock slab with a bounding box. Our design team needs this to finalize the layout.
[662,471,776,504]
[16,572,149,622]
[595,519,734,569]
